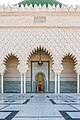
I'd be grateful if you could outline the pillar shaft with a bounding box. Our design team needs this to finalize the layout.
[24,73,26,93]
[58,73,60,93]
[1,73,4,93]
[55,72,57,93]
[21,73,23,93]
[77,73,79,93]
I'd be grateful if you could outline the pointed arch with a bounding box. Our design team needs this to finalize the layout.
[35,72,46,80]
[3,53,20,69]
[35,72,45,92]
[27,46,54,64]
[27,46,54,93]
[61,53,78,70]
[3,53,21,93]
[60,53,77,93]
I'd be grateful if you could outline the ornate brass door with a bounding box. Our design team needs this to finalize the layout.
[36,73,44,92]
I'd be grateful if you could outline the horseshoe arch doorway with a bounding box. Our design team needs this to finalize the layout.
[36,72,45,93]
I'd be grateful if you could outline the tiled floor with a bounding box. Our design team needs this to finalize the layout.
[0,94,80,120]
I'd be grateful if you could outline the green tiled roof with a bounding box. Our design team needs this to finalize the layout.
[18,0,63,7]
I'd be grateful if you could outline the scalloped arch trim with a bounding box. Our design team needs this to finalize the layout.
[3,53,20,66]
[61,53,78,66]
[27,46,54,64]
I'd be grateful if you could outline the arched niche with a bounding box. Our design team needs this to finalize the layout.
[61,55,77,93]
[3,54,20,93]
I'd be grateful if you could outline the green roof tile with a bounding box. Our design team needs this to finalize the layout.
[18,0,63,7]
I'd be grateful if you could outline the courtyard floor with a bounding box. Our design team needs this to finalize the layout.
[0,94,80,120]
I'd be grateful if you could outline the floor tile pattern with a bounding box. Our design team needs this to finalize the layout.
[0,94,80,120]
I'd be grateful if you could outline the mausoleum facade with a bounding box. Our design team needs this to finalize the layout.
[0,1,80,93]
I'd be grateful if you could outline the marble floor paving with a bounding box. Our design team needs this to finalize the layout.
[0,94,80,120]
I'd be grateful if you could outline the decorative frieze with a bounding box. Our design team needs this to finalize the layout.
[0,4,80,12]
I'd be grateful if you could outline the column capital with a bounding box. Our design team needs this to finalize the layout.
[77,72,80,75]
[0,70,5,75]
[20,72,27,75]
[75,64,80,75]
[20,72,23,75]
[17,64,28,74]
[54,71,61,74]
[57,72,61,75]
[0,72,4,75]
[0,64,6,74]
[52,64,63,73]
[23,72,27,75]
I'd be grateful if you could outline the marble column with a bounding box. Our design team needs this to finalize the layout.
[21,73,23,93]
[47,79,48,92]
[55,72,57,93]
[24,73,26,93]
[58,72,60,93]
[77,73,79,93]
[1,73,4,93]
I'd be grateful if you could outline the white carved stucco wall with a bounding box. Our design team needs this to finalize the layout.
[0,4,80,74]
[0,28,80,73]
[0,5,80,93]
